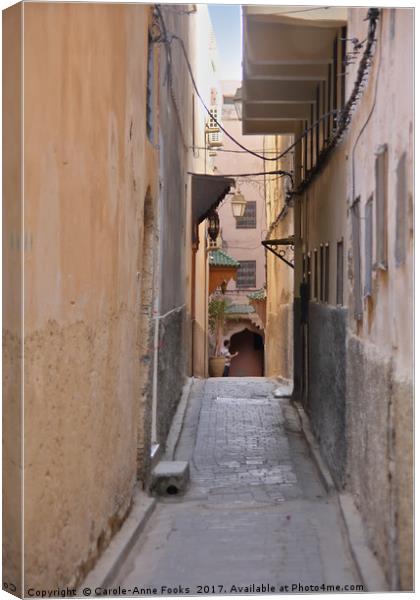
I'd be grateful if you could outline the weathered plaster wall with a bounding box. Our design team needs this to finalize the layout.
[156,307,187,444]
[192,223,209,377]
[3,5,23,594]
[22,3,158,590]
[307,304,347,486]
[343,9,413,589]
[296,8,413,589]
[190,5,222,378]
[154,6,192,437]
[346,335,394,581]
[264,136,294,380]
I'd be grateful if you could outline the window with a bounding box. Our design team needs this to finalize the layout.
[336,240,344,306]
[375,144,388,269]
[146,33,154,142]
[236,201,257,229]
[307,253,311,298]
[313,249,318,300]
[395,153,407,266]
[364,196,373,296]
[299,197,305,240]
[223,95,234,106]
[351,198,362,319]
[191,93,195,150]
[237,260,256,289]
[207,107,219,130]
[320,245,324,301]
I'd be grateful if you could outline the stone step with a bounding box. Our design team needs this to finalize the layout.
[149,460,190,497]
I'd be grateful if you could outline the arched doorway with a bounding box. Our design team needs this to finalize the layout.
[228,329,264,377]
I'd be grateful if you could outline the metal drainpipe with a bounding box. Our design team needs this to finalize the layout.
[151,316,159,445]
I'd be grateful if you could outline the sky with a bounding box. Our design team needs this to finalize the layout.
[208,4,242,81]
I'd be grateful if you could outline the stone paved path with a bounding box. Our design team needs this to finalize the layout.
[113,378,361,594]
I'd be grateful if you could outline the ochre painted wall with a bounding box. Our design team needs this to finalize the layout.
[3,3,23,595]
[22,3,158,590]
[264,135,294,381]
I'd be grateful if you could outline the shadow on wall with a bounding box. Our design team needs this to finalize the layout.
[229,329,264,377]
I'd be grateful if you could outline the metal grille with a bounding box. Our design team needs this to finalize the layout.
[236,201,257,229]
[236,260,256,289]
[208,107,219,129]
[336,241,344,306]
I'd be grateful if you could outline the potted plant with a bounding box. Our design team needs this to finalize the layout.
[208,295,228,377]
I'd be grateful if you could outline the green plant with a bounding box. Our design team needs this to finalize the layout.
[208,296,228,356]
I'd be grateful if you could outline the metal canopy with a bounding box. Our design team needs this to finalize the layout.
[191,174,234,246]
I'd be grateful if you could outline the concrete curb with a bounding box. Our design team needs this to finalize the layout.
[164,377,194,460]
[80,488,156,591]
[293,401,388,592]
[292,402,335,494]
[338,493,389,592]
[80,380,195,591]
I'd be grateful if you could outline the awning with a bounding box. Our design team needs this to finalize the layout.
[191,174,235,246]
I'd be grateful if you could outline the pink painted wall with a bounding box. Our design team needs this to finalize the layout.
[215,81,266,301]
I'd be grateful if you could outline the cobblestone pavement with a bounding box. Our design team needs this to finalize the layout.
[114,378,361,594]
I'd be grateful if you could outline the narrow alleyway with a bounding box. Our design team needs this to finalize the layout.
[113,378,361,593]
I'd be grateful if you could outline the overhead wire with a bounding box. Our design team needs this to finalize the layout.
[187,169,294,185]
[154,4,380,200]
[190,146,283,155]
[155,4,339,164]
[277,7,337,16]
[351,12,383,201]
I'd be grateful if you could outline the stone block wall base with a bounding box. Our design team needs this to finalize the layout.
[338,494,389,592]
[80,487,156,592]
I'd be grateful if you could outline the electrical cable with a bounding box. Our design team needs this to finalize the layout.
[187,169,293,184]
[277,7,337,16]
[155,4,339,163]
[291,7,380,197]
[155,4,380,198]
[351,13,383,201]
[190,146,282,154]
[154,5,190,151]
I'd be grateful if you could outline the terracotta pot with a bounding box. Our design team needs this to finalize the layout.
[208,356,225,377]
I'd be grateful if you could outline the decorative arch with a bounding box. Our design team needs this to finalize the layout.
[227,327,265,377]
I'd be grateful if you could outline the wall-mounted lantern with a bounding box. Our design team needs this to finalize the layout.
[207,209,220,242]
[231,190,247,219]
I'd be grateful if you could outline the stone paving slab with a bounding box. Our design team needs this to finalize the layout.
[113,378,361,594]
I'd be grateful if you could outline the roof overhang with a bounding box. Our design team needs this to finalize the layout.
[242,6,347,135]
